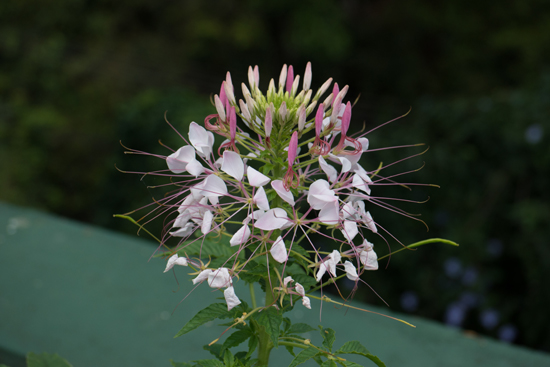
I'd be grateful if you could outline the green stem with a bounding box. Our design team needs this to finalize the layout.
[256,279,275,366]
[249,283,257,309]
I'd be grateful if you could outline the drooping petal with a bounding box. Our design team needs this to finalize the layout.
[229,224,251,246]
[170,222,194,238]
[247,166,270,187]
[208,267,231,289]
[271,180,295,206]
[200,175,228,203]
[185,158,205,177]
[342,220,358,242]
[254,208,289,230]
[295,283,305,297]
[253,186,270,211]
[192,269,213,285]
[358,137,369,152]
[224,286,242,311]
[270,236,288,263]
[307,179,336,210]
[352,173,371,195]
[318,201,339,225]
[167,146,196,174]
[344,260,359,281]
[360,247,378,271]
[315,264,326,282]
[284,276,294,287]
[201,210,213,235]
[319,156,338,183]
[164,254,188,273]
[302,296,311,309]
[340,202,356,219]
[221,151,244,181]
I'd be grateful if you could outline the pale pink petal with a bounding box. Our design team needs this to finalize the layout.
[341,202,356,219]
[201,175,228,199]
[360,248,378,271]
[167,146,196,174]
[221,151,244,181]
[344,260,359,281]
[315,264,326,282]
[224,286,242,311]
[271,180,295,206]
[319,156,338,183]
[253,186,270,211]
[254,208,289,230]
[192,269,213,285]
[247,166,270,187]
[270,236,288,263]
[352,174,371,195]
[358,137,369,152]
[170,222,194,238]
[284,276,294,287]
[229,224,251,246]
[185,159,205,177]
[189,122,213,158]
[201,210,213,235]
[318,201,339,225]
[307,180,336,210]
[342,220,358,242]
[208,267,231,289]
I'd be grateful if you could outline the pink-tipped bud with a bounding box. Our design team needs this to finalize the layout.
[331,83,340,105]
[248,66,256,89]
[239,99,251,121]
[267,78,276,97]
[265,104,273,137]
[244,93,255,116]
[220,83,228,107]
[335,85,349,104]
[341,102,352,136]
[306,100,317,116]
[286,65,294,93]
[316,77,333,99]
[241,82,250,98]
[279,101,288,121]
[303,62,312,91]
[279,64,287,91]
[322,93,334,109]
[224,80,235,105]
[297,105,306,132]
[288,131,298,165]
[214,95,226,121]
[303,89,312,106]
[229,106,237,141]
[315,103,325,137]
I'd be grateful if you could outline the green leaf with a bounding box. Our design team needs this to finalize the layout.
[175,303,231,337]
[223,350,235,367]
[26,353,72,367]
[246,334,258,359]
[287,323,316,335]
[223,329,253,350]
[321,360,337,367]
[191,359,224,367]
[169,360,193,367]
[178,237,235,258]
[288,347,319,367]
[204,344,224,360]
[335,341,386,367]
[256,307,283,348]
[284,345,296,357]
[320,327,336,351]
[340,362,363,367]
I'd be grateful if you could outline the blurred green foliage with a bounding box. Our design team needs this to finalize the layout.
[1,0,549,352]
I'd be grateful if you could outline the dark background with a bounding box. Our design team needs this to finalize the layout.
[1,0,549,352]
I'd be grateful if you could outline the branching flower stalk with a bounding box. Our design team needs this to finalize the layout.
[119,62,458,367]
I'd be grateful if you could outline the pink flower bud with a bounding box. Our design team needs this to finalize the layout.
[279,101,288,121]
[331,83,340,106]
[279,64,287,90]
[297,105,306,132]
[315,103,325,137]
[288,131,298,165]
[286,65,294,93]
[229,106,236,141]
[214,94,226,122]
[254,65,260,86]
[341,102,352,136]
[265,104,273,137]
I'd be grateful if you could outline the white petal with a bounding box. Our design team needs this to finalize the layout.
[301,296,311,309]
[254,208,289,230]
[253,186,270,211]
[170,222,194,237]
[318,201,339,225]
[164,254,188,273]
[208,268,231,289]
[307,180,336,210]
[229,224,251,246]
[315,264,327,282]
[247,166,270,187]
[186,158,205,177]
[358,137,369,152]
[270,236,288,263]
[167,146,196,174]
[295,283,305,297]
[192,269,213,285]
[201,175,228,199]
[360,249,378,271]
[352,174,371,195]
[283,276,294,287]
[224,286,242,311]
[221,151,244,181]
[342,220,358,242]
[344,260,359,281]
[189,122,213,158]
[364,211,377,233]
[201,210,213,235]
[271,180,295,206]
[341,202,356,219]
[319,156,338,183]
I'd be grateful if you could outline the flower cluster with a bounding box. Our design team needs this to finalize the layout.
[153,63,391,311]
